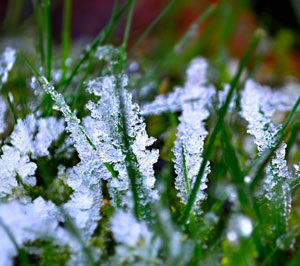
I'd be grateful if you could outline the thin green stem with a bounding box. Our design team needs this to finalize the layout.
[122,0,136,48]
[106,0,120,43]
[32,0,45,66]
[43,0,52,80]
[61,0,72,80]
[0,218,30,266]
[62,1,129,90]
[129,0,179,54]
[178,29,263,227]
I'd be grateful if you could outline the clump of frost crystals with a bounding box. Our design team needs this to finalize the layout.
[172,58,215,214]
[39,77,109,250]
[110,210,159,265]
[0,47,16,134]
[85,74,159,209]
[0,198,61,266]
[240,80,297,231]
[0,47,16,87]
[141,57,215,116]
[0,96,7,135]
[0,114,64,199]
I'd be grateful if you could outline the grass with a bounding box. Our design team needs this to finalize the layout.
[1,0,300,265]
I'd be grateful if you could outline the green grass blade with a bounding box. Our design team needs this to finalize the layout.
[144,3,217,85]
[129,0,179,54]
[32,0,45,66]
[44,0,52,80]
[122,0,136,48]
[61,0,72,80]
[178,29,263,227]
[62,1,129,90]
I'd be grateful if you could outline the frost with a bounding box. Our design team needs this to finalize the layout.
[85,74,159,209]
[141,57,215,116]
[10,114,65,158]
[0,198,60,266]
[0,47,16,88]
[0,146,37,197]
[0,113,64,199]
[240,80,295,229]
[172,58,214,214]
[0,96,7,134]
[110,209,160,265]
[173,100,211,213]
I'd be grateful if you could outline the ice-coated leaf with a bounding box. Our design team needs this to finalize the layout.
[168,58,215,214]
[0,96,7,135]
[0,198,60,266]
[10,114,65,158]
[0,47,16,88]
[141,57,215,116]
[110,209,160,265]
[85,74,159,209]
[240,80,295,230]
[0,146,37,198]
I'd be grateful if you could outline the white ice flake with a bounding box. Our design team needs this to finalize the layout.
[0,146,37,197]
[110,209,160,265]
[0,96,7,134]
[240,80,296,228]
[172,58,214,214]
[0,198,60,266]
[0,47,16,87]
[141,57,215,116]
[10,114,65,158]
[85,74,158,208]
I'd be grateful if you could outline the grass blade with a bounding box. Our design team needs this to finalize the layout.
[61,0,72,80]
[178,29,264,227]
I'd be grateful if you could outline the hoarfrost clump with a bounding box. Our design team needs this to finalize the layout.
[0,47,16,87]
[0,198,60,266]
[110,210,159,265]
[0,114,64,199]
[141,58,215,116]
[85,74,159,208]
[0,97,7,135]
[172,58,214,213]
[240,80,296,229]
[0,47,16,134]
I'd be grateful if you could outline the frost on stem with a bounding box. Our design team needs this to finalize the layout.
[240,80,296,230]
[0,114,64,199]
[0,97,7,135]
[141,58,215,116]
[85,74,158,211]
[110,209,159,265]
[171,58,214,214]
[39,76,109,244]
[0,47,16,134]
[0,47,16,88]
[0,198,61,266]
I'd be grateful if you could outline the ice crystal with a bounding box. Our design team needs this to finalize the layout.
[0,96,7,135]
[141,57,215,116]
[110,209,160,265]
[172,58,214,214]
[0,198,60,266]
[240,80,295,228]
[85,74,159,208]
[173,100,211,213]
[0,47,16,87]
